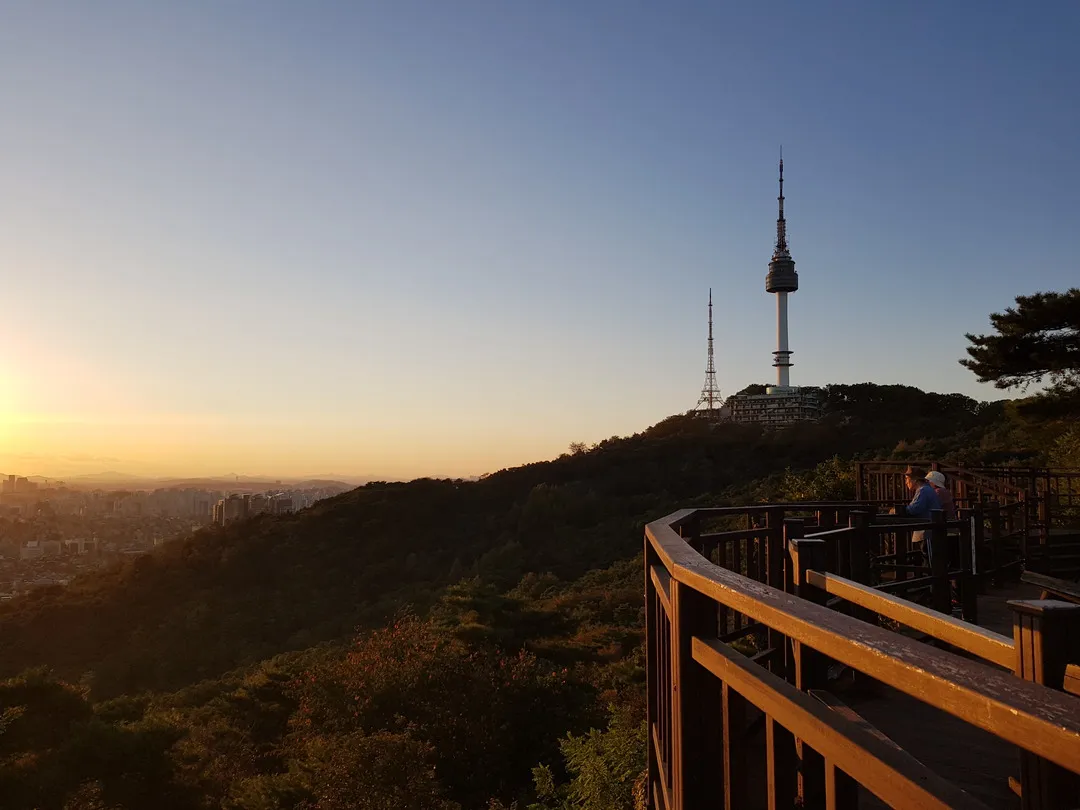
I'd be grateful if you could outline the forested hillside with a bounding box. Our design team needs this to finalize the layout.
[0,384,1029,697]
[1,383,1077,809]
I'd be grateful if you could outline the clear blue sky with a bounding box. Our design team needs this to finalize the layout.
[0,1,1077,478]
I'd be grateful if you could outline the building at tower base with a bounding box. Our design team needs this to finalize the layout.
[727,386,821,427]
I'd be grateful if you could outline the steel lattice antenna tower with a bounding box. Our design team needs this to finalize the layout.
[695,289,723,414]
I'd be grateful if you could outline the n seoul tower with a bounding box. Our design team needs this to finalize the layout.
[765,151,798,390]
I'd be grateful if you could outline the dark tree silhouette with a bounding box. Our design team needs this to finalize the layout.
[961,289,1080,390]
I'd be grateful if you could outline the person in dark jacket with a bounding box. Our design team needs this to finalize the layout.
[903,466,941,564]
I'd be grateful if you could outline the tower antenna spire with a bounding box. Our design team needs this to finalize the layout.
[775,147,789,258]
[694,288,723,416]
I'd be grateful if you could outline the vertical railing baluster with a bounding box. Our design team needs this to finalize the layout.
[896,527,910,584]
[662,601,670,798]
[847,512,874,623]
[789,533,829,806]
[721,682,747,810]
[766,507,785,674]
[929,509,951,614]
[671,578,722,809]
[825,759,859,809]
[766,716,797,810]
[645,540,659,807]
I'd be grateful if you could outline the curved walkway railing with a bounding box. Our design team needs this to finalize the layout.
[645,504,1080,810]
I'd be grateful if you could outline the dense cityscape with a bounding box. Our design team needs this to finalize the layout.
[0,474,352,601]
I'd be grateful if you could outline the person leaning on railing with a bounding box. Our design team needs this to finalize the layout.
[899,465,942,564]
[925,471,956,519]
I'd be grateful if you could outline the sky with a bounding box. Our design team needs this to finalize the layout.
[0,1,1078,480]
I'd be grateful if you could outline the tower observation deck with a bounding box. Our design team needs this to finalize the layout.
[766,153,798,389]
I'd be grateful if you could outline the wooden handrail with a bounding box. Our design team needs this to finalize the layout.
[1065,665,1080,698]
[698,528,764,543]
[805,569,1015,668]
[692,637,991,809]
[804,525,857,539]
[649,565,672,616]
[668,502,897,526]
[646,512,1080,775]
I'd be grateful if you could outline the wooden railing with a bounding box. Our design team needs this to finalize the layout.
[857,461,1080,522]
[856,461,1080,577]
[646,504,1080,810]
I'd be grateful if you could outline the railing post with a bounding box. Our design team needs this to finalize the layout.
[783,519,803,590]
[1010,600,1080,810]
[818,507,837,572]
[789,536,830,690]
[670,577,723,809]
[788,533,829,806]
[847,511,872,586]
[929,509,951,614]
[848,512,875,623]
[765,507,786,674]
[678,512,701,553]
[782,518,804,684]
[766,508,786,590]
[895,524,910,583]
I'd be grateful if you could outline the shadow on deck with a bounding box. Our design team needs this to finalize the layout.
[732,584,1040,809]
[833,583,1042,808]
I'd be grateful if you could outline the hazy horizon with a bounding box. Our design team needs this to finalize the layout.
[2,2,1077,478]
[0,378,1011,481]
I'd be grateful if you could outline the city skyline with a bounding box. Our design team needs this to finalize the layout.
[1,2,1078,478]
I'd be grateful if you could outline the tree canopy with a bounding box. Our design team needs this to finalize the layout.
[961,289,1080,390]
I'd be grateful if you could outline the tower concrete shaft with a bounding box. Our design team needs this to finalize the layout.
[775,292,791,388]
[765,153,798,389]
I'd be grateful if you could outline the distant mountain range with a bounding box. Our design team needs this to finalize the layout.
[10,471,373,490]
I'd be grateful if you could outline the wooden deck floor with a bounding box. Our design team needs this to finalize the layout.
[715,583,1045,809]
[835,582,1041,808]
